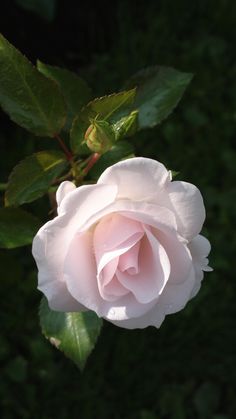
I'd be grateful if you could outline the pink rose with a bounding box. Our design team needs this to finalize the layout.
[32,157,212,329]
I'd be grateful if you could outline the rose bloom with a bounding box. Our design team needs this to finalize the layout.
[32,157,212,329]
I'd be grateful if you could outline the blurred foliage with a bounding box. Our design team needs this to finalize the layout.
[0,0,235,418]
[15,0,57,22]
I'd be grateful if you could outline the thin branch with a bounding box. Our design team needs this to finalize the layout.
[55,134,73,162]
[83,153,101,176]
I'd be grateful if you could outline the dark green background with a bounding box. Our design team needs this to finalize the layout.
[0,1,235,418]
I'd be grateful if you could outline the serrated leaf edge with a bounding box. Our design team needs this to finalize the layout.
[0,34,67,136]
[5,150,67,207]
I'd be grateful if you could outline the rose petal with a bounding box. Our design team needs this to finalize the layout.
[189,235,212,275]
[109,267,195,329]
[100,257,119,287]
[34,184,117,273]
[64,231,101,311]
[101,292,158,321]
[153,228,192,284]
[58,183,117,217]
[97,233,144,279]
[32,183,117,312]
[166,181,206,239]
[189,268,204,299]
[64,232,157,320]
[189,234,211,260]
[96,233,144,300]
[39,279,85,312]
[33,223,84,311]
[118,241,141,274]
[188,234,212,298]
[79,199,177,236]
[109,307,165,329]
[116,230,170,304]
[93,213,144,264]
[56,181,76,208]
[158,266,196,314]
[98,157,171,202]
[102,274,129,300]
[94,213,144,301]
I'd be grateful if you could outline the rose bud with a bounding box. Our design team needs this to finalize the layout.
[85,119,115,154]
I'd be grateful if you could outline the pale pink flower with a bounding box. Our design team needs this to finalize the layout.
[32,157,212,329]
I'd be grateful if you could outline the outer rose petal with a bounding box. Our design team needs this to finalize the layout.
[189,234,212,266]
[101,292,158,321]
[166,181,206,239]
[98,159,205,240]
[56,181,76,207]
[109,309,165,329]
[40,278,85,312]
[64,231,101,311]
[57,183,117,218]
[98,157,171,202]
[154,229,192,284]
[32,184,117,311]
[158,266,196,314]
[32,221,84,311]
[188,234,212,298]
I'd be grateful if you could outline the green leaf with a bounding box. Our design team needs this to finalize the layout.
[0,34,66,137]
[90,141,135,179]
[0,207,41,249]
[171,170,180,179]
[113,110,139,141]
[39,297,103,370]
[70,88,136,154]
[125,66,193,129]
[70,112,90,154]
[15,0,57,22]
[5,150,67,207]
[37,61,92,130]
[86,88,136,120]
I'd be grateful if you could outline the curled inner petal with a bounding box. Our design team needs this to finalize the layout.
[94,213,145,301]
[93,213,171,306]
[118,241,141,275]
[116,230,170,304]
